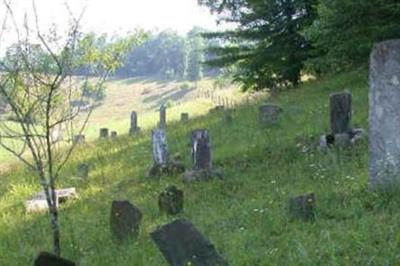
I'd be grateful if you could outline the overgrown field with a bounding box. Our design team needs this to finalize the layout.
[1,69,399,265]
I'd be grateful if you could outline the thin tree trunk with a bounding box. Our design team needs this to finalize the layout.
[49,200,61,257]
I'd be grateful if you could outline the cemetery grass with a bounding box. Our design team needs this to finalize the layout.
[1,69,400,265]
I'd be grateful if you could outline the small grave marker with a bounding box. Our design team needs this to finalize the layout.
[158,185,184,215]
[110,200,142,242]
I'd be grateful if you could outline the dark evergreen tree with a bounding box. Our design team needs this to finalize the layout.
[199,0,317,91]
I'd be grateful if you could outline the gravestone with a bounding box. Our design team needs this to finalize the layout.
[370,39,400,189]
[181,113,189,123]
[151,219,229,266]
[330,91,352,134]
[25,188,77,213]
[289,193,316,221]
[319,91,365,150]
[191,130,212,172]
[158,185,184,215]
[99,128,109,139]
[77,163,89,179]
[129,111,140,135]
[258,104,281,126]
[152,129,169,167]
[111,131,117,139]
[34,252,75,266]
[183,130,222,182]
[110,200,142,242]
[159,105,167,128]
[73,134,85,144]
[148,130,185,178]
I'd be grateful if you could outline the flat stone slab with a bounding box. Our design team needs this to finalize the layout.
[34,252,75,266]
[25,188,77,213]
[151,219,229,266]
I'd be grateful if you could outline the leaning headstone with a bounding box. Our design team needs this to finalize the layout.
[151,219,229,266]
[34,252,75,266]
[25,188,78,212]
[99,128,109,139]
[330,91,352,134]
[158,186,184,215]
[73,134,85,144]
[77,163,89,179]
[258,104,281,126]
[110,200,142,242]
[370,39,400,189]
[111,131,118,139]
[159,105,167,128]
[289,193,316,221]
[129,111,140,135]
[181,113,189,123]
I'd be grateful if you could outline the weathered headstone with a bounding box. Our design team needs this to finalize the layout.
[110,200,142,242]
[181,113,189,123]
[191,130,212,172]
[148,130,185,178]
[77,163,89,179]
[34,252,75,266]
[73,134,85,144]
[152,129,169,167]
[330,91,352,134]
[129,111,140,135]
[151,219,229,266]
[111,131,118,139]
[158,186,184,215]
[183,130,222,182]
[159,105,167,128]
[258,104,281,126]
[99,128,109,139]
[25,188,77,213]
[369,39,400,189]
[289,193,316,221]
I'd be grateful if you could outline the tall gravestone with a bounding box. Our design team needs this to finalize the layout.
[152,129,169,167]
[159,105,167,128]
[129,111,140,135]
[258,104,281,126]
[191,130,212,172]
[151,219,229,266]
[330,91,352,134]
[369,39,400,189]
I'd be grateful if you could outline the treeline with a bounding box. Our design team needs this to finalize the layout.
[115,27,221,80]
[198,0,400,91]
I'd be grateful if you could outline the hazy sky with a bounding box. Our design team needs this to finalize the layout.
[1,0,222,34]
[0,0,228,55]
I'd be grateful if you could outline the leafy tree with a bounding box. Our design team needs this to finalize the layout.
[305,0,400,75]
[186,27,205,81]
[199,0,317,91]
[0,2,137,257]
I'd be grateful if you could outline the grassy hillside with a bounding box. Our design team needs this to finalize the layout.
[1,69,399,265]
